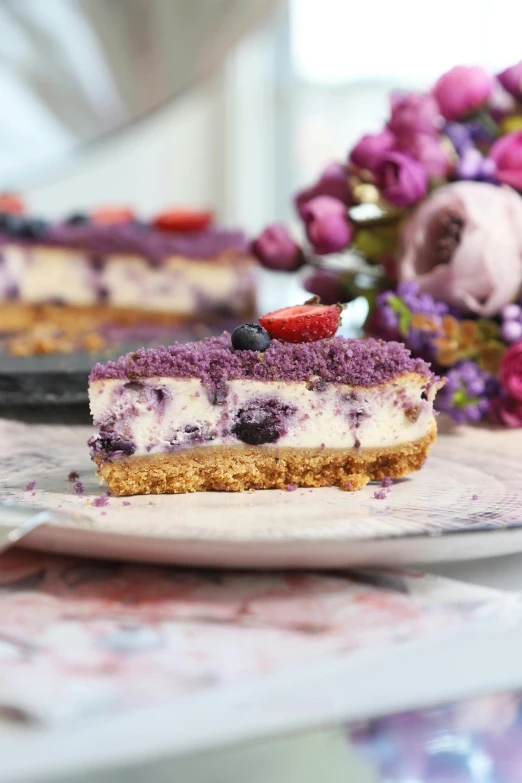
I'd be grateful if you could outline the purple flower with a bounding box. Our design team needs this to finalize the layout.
[455,147,497,182]
[498,61,522,99]
[251,225,304,272]
[300,196,352,255]
[444,123,473,155]
[432,66,494,121]
[295,162,351,212]
[436,361,496,423]
[388,92,440,138]
[349,129,395,172]
[374,151,427,207]
[501,303,522,344]
[303,268,347,305]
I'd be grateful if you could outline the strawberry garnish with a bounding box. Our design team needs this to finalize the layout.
[0,193,24,214]
[259,298,343,343]
[92,207,135,225]
[153,208,213,233]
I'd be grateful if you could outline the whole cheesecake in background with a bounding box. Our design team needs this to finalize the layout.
[88,301,444,496]
[0,207,256,353]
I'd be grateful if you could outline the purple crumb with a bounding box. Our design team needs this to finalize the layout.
[31,492,36,497]
[374,489,387,500]
[286,484,298,492]
[89,334,437,388]
[0,223,247,262]
[74,481,85,495]
[24,481,36,491]
[472,494,479,501]
[380,477,393,488]
[68,471,80,481]
[123,501,131,506]
[320,442,326,450]
[93,495,109,507]
[101,511,107,516]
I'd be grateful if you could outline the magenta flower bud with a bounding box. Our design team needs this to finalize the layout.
[388,92,440,138]
[251,224,304,272]
[432,66,494,121]
[300,196,352,255]
[349,129,395,172]
[303,268,348,305]
[374,151,427,207]
[295,161,351,213]
[490,130,522,189]
[498,61,522,98]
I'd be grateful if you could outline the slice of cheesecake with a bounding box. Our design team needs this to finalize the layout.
[88,306,443,495]
[0,212,256,342]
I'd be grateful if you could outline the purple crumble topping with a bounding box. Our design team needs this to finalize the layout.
[24,481,36,491]
[472,494,479,501]
[74,481,85,495]
[286,484,298,492]
[374,489,387,500]
[380,477,393,488]
[0,224,248,263]
[90,334,436,388]
[93,495,109,507]
[123,501,131,506]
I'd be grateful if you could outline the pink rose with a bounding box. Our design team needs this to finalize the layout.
[374,151,427,207]
[295,161,351,212]
[399,181,522,316]
[349,129,395,171]
[489,395,522,428]
[490,131,522,190]
[398,133,452,178]
[300,195,352,255]
[500,341,522,401]
[432,66,494,121]
[251,225,304,272]
[388,92,440,138]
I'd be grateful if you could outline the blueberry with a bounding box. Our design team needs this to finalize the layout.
[231,323,270,352]
[17,218,49,239]
[0,213,24,234]
[65,212,90,225]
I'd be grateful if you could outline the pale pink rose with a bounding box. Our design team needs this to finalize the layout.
[398,181,522,316]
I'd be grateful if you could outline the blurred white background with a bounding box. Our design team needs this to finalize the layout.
[2,0,522,229]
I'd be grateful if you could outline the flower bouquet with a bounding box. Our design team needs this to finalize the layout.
[253,63,522,427]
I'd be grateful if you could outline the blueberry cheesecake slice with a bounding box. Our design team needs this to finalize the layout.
[88,301,444,495]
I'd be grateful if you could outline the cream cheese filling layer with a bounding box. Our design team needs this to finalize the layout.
[0,245,255,314]
[89,375,437,457]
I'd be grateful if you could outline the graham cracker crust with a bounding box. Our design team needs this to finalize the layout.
[0,300,256,356]
[94,423,437,496]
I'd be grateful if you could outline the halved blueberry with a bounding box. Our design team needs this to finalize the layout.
[232,398,296,445]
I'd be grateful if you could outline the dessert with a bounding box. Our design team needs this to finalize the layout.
[0,208,256,354]
[88,302,443,496]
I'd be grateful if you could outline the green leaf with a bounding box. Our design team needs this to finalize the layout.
[387,295,412,336]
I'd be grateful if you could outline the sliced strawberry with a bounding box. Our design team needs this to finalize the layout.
[92,207,135,225]
[153,208,213,233]
[259,300,342,343]
[0,193,25,214]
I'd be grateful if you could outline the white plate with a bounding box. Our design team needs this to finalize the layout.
[1,418,521,568]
